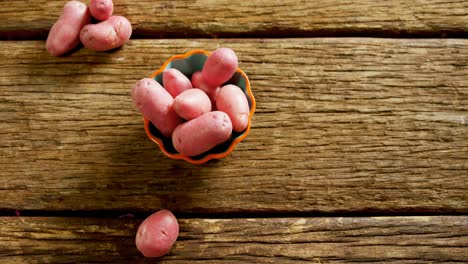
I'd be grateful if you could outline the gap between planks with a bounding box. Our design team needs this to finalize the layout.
[3,210,468,219]
[0,0,467,39]
[0,216,467,263]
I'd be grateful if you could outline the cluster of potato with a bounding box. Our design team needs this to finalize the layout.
[132,48,250,157]
[46,0,131,56]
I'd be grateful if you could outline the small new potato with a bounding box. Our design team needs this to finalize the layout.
[216,84,250,132]
[46,1,91,57]
[163,69,193,97]
[202,48,238,87]
[89,0,114,21]
[132,78,182,138]
[196,78,220,107]
[174,89,212,121]
[172,111,232,156]
[190,71,203,88]
[80,15,132,51]
[136,210,179,258]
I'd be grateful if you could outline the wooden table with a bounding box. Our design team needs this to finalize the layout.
[1,1,467,263]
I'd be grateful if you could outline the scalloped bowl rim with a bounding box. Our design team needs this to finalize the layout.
[143,49,256,164]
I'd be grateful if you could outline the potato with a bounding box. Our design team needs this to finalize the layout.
[163,68,193,97]
[89,0,113,21]
[174,89,212,121]
[135,210,179,258]
[46,1,91,57]
[80,15,132,51]
[131,78,182,138]
[190,71,203,88]
[172,111,232,156]
[194,78,219,108]
[216,84,250,132]
[202,48,238,87]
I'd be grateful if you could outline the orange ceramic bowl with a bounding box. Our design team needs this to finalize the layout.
[143,50,256,164]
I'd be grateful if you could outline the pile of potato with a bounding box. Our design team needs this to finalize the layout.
[46,0,132,56]
[132,48,250,157]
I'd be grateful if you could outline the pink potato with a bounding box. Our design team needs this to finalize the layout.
[174,89,212,121]
[131,78,183,137]
[196,79,220,107]
[163,69,193,97]
[135,210,179,258]
[190,71,203,88]
[172,111,232,156]
[46,1,91,57]
[202,48,238,87]
[89,0,114,21]
[80,15,132,51]
[216,84,250,132]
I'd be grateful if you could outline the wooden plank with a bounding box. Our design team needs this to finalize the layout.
[1,216,467,263]
[0,0,467,39]
[0,39,467,213]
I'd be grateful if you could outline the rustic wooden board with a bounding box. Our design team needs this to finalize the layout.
[0,39,467,213]
[1,216,467,263]
[0,0,467,39]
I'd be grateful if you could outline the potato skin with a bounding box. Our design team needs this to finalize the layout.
[202,48,238,87]
[216,84,250,132]
[174,89,212,121]
[190,71,203,88]
[131,78,182,138]
[46,1,91,57]
[89,0,113,21]
[135,210,179,258]
[196,79,220,108]
[172,111,232,156]
[80,15,132,51]
[163,68,193,97]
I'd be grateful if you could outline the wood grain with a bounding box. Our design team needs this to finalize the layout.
[0,39,467,213]
[0,0,467,39]
[1,216,467,263]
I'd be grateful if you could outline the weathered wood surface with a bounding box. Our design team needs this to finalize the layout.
[1,0,467,39]
[0,39,467,213]
[1,216,467,263]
